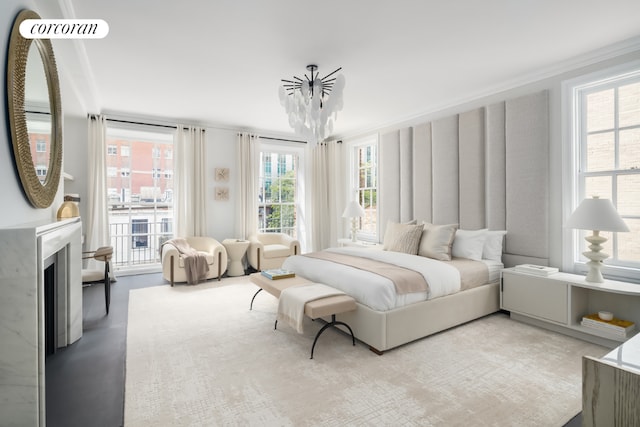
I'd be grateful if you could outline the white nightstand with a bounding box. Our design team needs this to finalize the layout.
[501,268,640,348]
[337,238,382,248]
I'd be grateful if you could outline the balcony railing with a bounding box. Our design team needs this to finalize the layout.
[109,220,172,270]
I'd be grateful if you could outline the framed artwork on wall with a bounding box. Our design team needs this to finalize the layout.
[215,167,229,182]
[215,187,229,201]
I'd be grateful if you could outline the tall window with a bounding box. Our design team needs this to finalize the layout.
[106,124,175,270]
[258,150,297,237]
[353,138,378,241]
[567,63,640,279]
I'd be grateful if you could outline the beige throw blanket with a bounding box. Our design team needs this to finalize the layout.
[445,258,490,291]
[277,284,345,333]
[302,251,429,294]
[163,238,209,285]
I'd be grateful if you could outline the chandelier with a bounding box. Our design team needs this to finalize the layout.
[278,64,345,147]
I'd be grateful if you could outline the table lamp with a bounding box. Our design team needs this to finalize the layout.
[342,201,365,242]
[566,196,629,283]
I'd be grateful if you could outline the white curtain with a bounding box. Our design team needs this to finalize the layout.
[86,114,111,271]
[235,133,259,239]
[174,126,207,237]
[310,140,344,251]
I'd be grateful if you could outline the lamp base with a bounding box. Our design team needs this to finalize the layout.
[351,218,358,242]
[584,260,604,283]
[582,230,608,283]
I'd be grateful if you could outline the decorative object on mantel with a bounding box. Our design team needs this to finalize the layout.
[215,187,229,201]
[566,196,629,283]
[57,194,80,220]
[215,167,229,182]
[278,64,345,148]
[342,200,365,242]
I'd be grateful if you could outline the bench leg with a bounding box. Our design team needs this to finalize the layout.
[310,314,355,359]
[250,288,263,310]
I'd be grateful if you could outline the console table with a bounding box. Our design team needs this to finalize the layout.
[501,268,640,348]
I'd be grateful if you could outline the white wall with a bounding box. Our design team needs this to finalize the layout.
[341,49,640,270]
[205,127,237,240]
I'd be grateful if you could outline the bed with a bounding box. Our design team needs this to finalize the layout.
[281,224,504,354]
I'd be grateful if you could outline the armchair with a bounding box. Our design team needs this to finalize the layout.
[247,232,300,271]
[161,237,228,286]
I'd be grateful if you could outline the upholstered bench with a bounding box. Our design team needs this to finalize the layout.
[249,272,356,359]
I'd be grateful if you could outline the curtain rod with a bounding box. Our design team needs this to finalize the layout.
[98,119,343,143]
[260,136,306,144]
[103,117,177,129]
[251,135,343,144]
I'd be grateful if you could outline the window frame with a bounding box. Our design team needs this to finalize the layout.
[348,135,379,243]
[562,59,640,283]
[257,141,305,239]
[105,121,175,271]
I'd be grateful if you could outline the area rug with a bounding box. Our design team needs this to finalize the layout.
[124,277,608,426]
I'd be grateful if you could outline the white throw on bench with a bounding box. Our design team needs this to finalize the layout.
[277,283,347,333]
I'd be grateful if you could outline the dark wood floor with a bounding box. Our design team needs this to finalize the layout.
[45,272,165,427]
[44,272,583,427]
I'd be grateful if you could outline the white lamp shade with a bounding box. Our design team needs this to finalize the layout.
[342,201,365,218]
[566,196,630,232]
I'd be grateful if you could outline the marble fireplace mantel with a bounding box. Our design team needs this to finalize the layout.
[0,217,83,426]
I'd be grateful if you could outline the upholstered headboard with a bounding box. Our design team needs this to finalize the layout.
[379,90,549,267]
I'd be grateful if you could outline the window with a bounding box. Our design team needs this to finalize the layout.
[36,165,47,177]
[36,139,46,152]
[258,150,297,237]
[351,137,378,241]
[131,219,149,249]
[107,145,117,155]
[565,62,640,280]
[106,124,175,270]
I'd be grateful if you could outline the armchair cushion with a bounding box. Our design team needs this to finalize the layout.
[263,244,293,259]
[247,232,300,271]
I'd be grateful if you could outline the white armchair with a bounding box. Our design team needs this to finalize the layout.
[161,237,228,286]
[247,232,300,271]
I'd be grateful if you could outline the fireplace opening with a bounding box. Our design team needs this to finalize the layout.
[44,258,57,357]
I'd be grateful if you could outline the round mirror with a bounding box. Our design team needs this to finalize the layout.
[7,9,62,209]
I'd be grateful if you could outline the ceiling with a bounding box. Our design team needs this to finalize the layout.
[42,0,640,139]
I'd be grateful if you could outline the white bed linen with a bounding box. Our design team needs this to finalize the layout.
[482,259,504,282]
[281,247,460,311]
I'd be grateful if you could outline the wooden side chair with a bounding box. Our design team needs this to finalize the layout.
[82,246,114,314]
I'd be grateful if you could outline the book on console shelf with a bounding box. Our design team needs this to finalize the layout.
[581,313,635,338]
[260,269,295,280]
[513,264,559,277]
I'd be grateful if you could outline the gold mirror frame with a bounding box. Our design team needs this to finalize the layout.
[7,9,62,208]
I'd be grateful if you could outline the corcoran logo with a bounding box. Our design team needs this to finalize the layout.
[19,19,109,39]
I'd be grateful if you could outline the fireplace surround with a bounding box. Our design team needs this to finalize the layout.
[0,217,82,426]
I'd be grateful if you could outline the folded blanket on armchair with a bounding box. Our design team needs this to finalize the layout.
[163,238,209,285]
[277,283,345,333]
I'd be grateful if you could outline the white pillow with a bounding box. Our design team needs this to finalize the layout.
[418,222,458,261]
[451,229,488,261]
[483,230,507,262]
